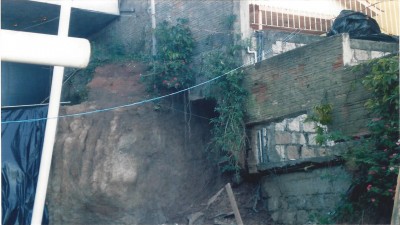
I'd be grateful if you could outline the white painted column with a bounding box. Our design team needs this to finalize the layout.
[150,0,156,56]
[31,1,71,225]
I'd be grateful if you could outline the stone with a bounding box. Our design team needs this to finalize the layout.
[291,133,299,143]
[275,145,286,161]
[308,133,317,145]
[275,132,292,145]
[299,133,306,145]
[288,118,300,132]
[281,211,296,225]
[271,212,280,222]
[297,114,307,121]
[326,140,335,147]
[301,146,316,158]
[371,51,384,59]
[317,148,331,157]
[297,210,309,224]
[287,145,300,160]
[302,121,316,133]
[355,49,369,60]
[267,197,280,211]
[275,120,286,131]
[283,42,297,52]
[272,41,283,54]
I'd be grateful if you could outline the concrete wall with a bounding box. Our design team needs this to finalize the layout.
[261,166,351,224]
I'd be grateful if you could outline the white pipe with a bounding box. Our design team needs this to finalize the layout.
[31,2,72,225]
[151,0,156,56]
[0,27,2,225]
[247,46,258,63]
[1,102,71,109]
[1,29,90,68]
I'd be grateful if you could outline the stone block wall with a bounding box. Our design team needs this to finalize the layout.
[347,38,398,65]
[261,30,323,58]
[261,166,351,224]
[250,114,335,167]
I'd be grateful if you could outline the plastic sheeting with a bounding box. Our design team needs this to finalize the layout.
[328,10,399,43]
[2,106,49,225]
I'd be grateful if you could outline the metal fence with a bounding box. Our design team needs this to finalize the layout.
[250,0,399,35]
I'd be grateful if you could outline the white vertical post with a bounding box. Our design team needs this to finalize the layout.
[388,1,394,35]
[151,0,156,56]
[395,0,399,35]
[31,1,71,225]
[383,1,389,34]
[0,22,2,225]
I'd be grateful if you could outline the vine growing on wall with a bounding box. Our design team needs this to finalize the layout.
[321,55,400,224]
[306,103,334,145]
[203,44,247,182]
[142,18,195,92]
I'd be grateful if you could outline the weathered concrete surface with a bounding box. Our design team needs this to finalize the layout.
[261,166,351,225]
[48,63,219,224]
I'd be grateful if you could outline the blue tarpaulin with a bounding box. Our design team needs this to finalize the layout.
[2,106,49,225]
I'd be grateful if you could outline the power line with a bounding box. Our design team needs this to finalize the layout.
[1,63,245,124]
[2,24,305,124]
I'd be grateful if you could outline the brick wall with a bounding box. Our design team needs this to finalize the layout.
[154,0,239,100]
[243,34,398,137]
[155,0,235,56]
[91,0,152,54]
[243,34,398,224]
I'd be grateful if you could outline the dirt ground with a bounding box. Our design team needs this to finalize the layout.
[47,61,273,225]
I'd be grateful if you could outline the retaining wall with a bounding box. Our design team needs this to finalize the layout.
[261,166,351,224]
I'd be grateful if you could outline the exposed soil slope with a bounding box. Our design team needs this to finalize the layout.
[47,62,272,224]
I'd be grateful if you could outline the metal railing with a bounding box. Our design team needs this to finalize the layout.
[250,0,399,35]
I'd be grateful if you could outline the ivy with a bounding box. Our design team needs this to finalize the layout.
[203,45,247,182]
[306,103,334,145]
[142,18,195,92]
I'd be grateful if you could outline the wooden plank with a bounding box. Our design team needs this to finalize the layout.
[225,183,244,225]
[391,167,400,225]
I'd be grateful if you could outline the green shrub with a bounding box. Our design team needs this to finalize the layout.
[143,18,195,92]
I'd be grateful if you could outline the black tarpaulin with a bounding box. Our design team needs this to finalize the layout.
[2,106,49,225]
[327,10,399,43]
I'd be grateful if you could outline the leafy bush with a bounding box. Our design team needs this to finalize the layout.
[143,18,195,92]
[203,45,247,182]
[335,56,399,222]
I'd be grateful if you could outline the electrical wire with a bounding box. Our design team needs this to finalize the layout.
[2,21,305,124]
[22,17,59,31]
[1,63,246,124]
